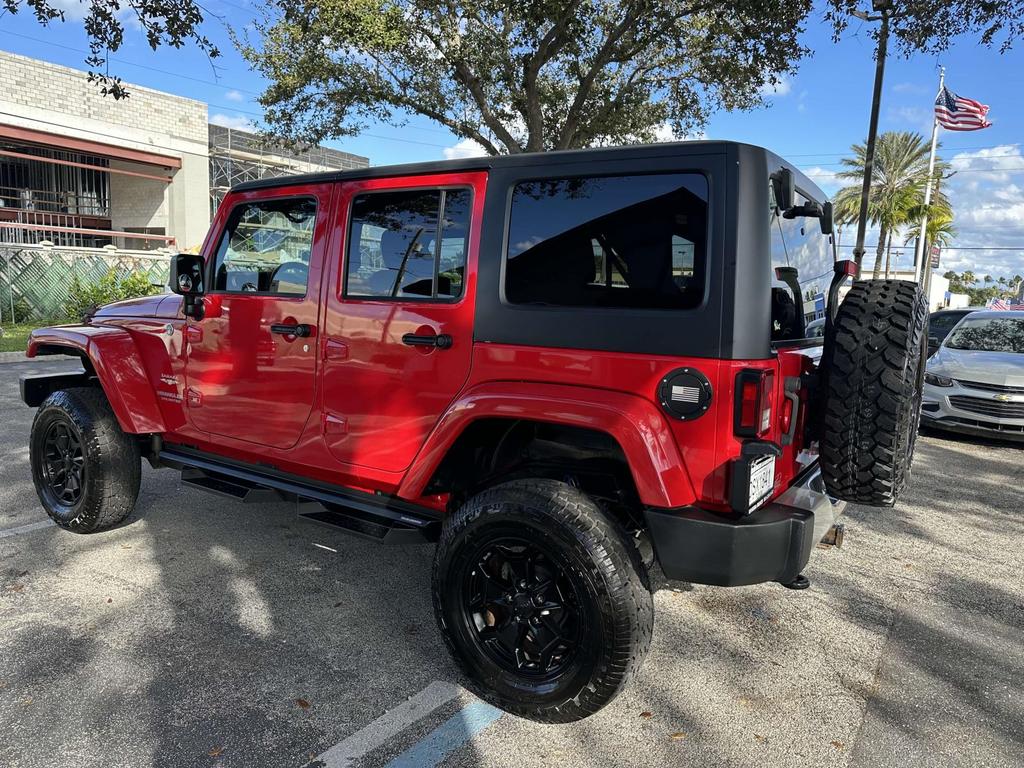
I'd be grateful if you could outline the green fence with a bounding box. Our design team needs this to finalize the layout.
[0,245,170,322]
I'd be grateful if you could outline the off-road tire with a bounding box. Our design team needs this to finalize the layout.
[432,479,653,722]
[819,280,928,506]
[30,388,140,533]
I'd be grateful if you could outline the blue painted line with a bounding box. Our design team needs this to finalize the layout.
[385,700,503,768]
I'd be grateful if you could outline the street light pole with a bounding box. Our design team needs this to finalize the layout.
[851,1,891,276]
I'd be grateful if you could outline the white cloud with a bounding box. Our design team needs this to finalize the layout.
[442,138,488,160]
[803,166,843,195]
[210,113,255,132]
[892,82,928,95]
[950,144,1023,183]
[936,147,1024,278]
[224,90,245,103]
[887,105,930,127]
[759,75,791,98]
[653,123,676,142]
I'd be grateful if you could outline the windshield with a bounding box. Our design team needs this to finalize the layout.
[946,316,1024,353]
[769,185,834,343]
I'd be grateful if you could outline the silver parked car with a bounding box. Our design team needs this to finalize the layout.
[921,311,1024,441]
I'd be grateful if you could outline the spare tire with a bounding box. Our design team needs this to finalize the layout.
[818,280,928,506]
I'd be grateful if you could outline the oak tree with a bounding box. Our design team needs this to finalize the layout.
[239,0,814,153]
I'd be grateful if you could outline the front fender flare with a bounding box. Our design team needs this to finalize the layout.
[27,326,166,434]
[399,382,696,508]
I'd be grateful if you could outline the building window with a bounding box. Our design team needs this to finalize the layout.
[211,197,317,295]
[345,188,471,300]
[504,173,708,309]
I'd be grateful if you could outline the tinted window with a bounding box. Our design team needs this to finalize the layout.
[212,198,317,295]
[946,317,1024,353]
[346,189,471,299]
[505,174,708,309]
[769,185,833,342]
[930,312,969,332]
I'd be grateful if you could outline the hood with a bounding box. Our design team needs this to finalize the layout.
[928,346,1024,386]
[92,293,182,320]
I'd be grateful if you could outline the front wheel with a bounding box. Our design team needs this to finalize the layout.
[30,388,140,533]
[432,479,653,722]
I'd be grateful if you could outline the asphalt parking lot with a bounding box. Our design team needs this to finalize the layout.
[1,358,1022,768]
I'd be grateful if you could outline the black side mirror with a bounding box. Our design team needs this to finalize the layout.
[770,168,795,212]
[170,253,206,319]
[928,335,940,355]
[820,201,834,236]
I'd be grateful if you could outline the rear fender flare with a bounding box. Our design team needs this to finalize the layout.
[27,326,166,434]
[399,382,696,508]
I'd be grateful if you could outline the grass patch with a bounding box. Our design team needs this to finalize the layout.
[0,322,54,353]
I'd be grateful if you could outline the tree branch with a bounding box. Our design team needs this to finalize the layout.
[417,23,524,153]
[522,2,583,150]
[556,7,644,148]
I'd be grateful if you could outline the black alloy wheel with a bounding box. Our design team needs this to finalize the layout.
[30,388,140,533]
[461,538,582,681]
[433,479,653,722]
[40,419,86,506]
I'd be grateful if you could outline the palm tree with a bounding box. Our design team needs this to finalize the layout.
[834,131,950,279]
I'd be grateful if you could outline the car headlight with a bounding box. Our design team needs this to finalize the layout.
[924,372,954,387]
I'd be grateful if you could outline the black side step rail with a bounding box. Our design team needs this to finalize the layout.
[160,446,441,545]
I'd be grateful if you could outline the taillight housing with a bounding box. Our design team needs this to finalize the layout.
[734,369,775,437]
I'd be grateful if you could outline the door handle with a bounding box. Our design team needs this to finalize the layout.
[270,323,313,337]
[402,332,453,349]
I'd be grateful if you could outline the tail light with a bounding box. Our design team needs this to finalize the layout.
[734,369,774,437]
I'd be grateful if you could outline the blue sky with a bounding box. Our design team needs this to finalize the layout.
[2,1,1023,279]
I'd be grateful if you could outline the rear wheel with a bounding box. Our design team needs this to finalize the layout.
[432,479,653,722]
[818,280,928,506]
[30,388,140,533]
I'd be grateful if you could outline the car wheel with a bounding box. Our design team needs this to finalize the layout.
[30,388,141,533]
[818,280,928,506]
[432,478,653,722]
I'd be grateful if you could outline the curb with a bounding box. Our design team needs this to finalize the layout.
[0,351,75,364]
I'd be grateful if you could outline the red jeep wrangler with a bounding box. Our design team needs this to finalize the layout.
[22,142,927,722]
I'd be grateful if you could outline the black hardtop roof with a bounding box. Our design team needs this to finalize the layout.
[232,139,827,202]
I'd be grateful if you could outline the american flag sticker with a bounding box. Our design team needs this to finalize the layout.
[671,385,701,404]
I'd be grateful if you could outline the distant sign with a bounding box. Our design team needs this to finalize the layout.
[930,245,941,269]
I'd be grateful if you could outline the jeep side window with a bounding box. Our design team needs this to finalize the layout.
[505,174,708,309]
[211,197,317,295]
[346,188,471,300]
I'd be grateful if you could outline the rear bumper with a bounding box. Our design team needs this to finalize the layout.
[644,463,845,587]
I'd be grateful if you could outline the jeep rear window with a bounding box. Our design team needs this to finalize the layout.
[504,173,708,309]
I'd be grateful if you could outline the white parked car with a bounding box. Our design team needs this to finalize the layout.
[921,311,1024,441]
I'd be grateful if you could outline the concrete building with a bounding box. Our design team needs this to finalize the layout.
[0,51,368,252]
[0,50,210,250]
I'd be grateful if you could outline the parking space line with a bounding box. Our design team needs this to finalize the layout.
[384,700,503,768]
[0,519,55,539]
[312,681,460,767]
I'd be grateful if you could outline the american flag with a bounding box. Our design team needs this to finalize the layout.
[988,299,1024,310]
[934,86,992,131]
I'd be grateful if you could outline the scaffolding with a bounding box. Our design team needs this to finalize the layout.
[208,125,369,214]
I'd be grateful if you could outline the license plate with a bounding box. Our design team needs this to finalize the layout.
[748,455,776,511]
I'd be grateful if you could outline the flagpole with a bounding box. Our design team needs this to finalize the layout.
[914,66,945,283]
